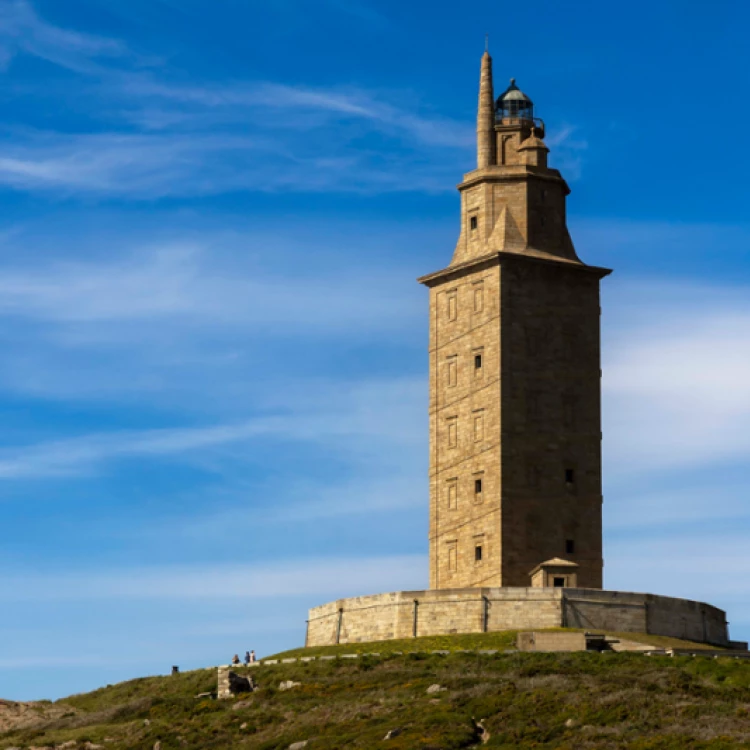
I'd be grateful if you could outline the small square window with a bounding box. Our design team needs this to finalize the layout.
[565,469,575,484]
[475,545,483,562]
[566,539,575,554]
[475,478,482,494]
[470,216,478,230]
[474,354,482,369]
[553,577,565,588]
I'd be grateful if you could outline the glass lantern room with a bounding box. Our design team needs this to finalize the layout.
[496,78,534,122]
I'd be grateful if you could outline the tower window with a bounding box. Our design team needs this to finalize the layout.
[473,284,484,312]
[447,357,457,387]
[474,354,482,369]
[447,418,458,448]
[475,478,483,494]
[448,545,457,572]
[565,469,575,484]
[447,480,457,510]
[473,412,484,442]
[566,539,575,554]
[447,291,457,321]
[470,216,478,231]
[553,577,565,588]
[475,545,483,562]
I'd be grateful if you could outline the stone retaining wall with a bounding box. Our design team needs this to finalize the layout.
[306,588,729,648]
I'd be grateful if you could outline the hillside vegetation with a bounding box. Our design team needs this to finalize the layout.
[2,631,750,749]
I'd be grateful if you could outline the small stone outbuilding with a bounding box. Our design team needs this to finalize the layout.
[529,558,579,588]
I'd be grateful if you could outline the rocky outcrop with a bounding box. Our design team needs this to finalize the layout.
[0,699,78,733]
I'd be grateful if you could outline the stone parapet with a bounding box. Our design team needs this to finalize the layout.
[306,587,730,648]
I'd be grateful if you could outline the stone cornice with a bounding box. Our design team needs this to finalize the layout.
[417,250,612,287]
[457,165,570,195]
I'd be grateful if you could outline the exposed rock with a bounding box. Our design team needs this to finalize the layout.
[240,722,248,729]
[232,699,254,711]
[279,680,302,691]
[84,744,104,750]
[153,742,161,750]
[426,684,447,694]
[194,692,213,699]
[565,718,577,728]
[58,742,77,749]
[0,700,78,733]
[383,727,403,739]
[473,718,490,744]
[288,742,308,750]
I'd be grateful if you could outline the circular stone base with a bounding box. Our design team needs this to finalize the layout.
[306,587,730,648]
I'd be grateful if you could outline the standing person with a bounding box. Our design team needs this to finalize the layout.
[250,650,256,664]
[232,654,240,665]
[244,651,251,665]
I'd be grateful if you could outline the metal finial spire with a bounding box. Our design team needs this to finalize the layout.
[485,34,489,53]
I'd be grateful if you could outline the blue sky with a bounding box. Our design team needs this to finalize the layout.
[0,0,749,700]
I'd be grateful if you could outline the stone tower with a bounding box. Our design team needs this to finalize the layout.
[418,51,611,590]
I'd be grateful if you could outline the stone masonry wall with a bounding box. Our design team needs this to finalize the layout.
[428,261,502,590]
[563,589,648,633]
[423,252,609,591]
[306,588,729,648]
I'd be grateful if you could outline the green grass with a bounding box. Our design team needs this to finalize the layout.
[270,629,726,660]
[2,633,748,750]
[272,629,519,658]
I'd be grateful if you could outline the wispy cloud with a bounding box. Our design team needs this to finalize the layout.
[0,554,427,600]
[0,374,424,479]
[0,124,465,197]
[602,278,750,478]
[546,124,588,180]
[0,2,471,198]
[0,0,134,74]
[0,218,433,413]
[0,241,419,328]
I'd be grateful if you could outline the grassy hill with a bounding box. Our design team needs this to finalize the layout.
[3,631,750,749]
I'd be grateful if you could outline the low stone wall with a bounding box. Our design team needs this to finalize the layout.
[517,631,588,652]
[306,588,730,648]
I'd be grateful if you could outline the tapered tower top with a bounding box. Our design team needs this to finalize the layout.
[442,51,581,269]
